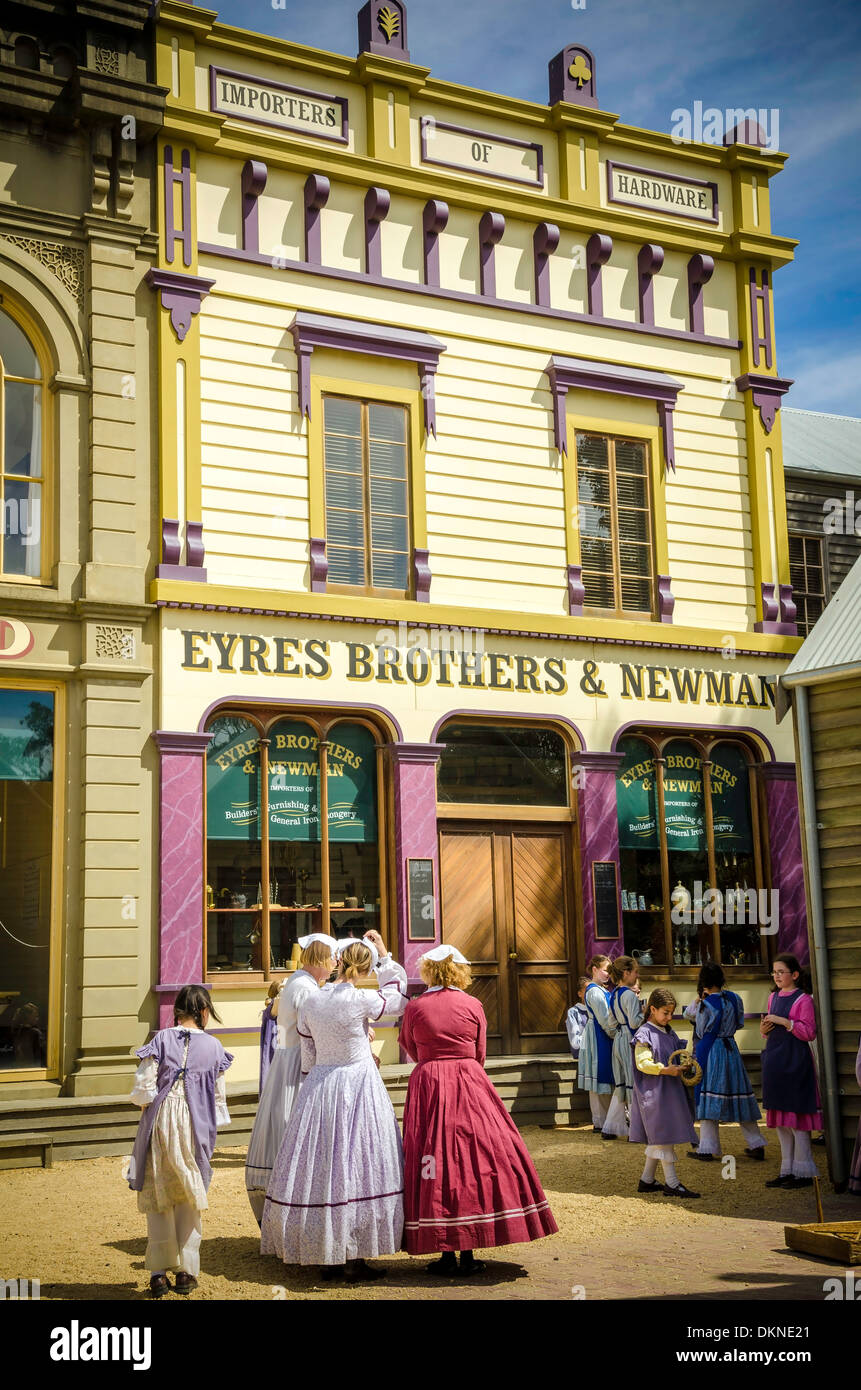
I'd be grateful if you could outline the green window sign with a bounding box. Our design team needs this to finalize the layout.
[662,739,706,852]
[206,716,261,841]
[616,736,659,850]
[327,723,377,843]
[268,719,321,841]
[710,743,753,854]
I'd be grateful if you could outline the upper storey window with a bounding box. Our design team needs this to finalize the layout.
[323,395,411,598]
[576,432,655,619]
[1,307,43,581]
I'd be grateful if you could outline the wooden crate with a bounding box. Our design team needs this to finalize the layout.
[785,1221,861,1264]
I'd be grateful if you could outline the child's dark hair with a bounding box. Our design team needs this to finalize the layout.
[609,955,638,985]
[774,953,812,994]
[696,962,725,998]
[174,985,222,1027]
[645,986,676,1020]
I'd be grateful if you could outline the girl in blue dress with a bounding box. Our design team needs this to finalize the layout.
[603,955,644,1138]
[577,955,617,1133]
[683,963,765,1162]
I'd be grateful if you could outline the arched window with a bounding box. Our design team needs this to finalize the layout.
[0,306,44,579]
[204,709,386,977]
[615,731,765,969]
[13,37,40,71]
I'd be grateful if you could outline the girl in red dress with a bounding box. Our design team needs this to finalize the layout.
[401,944,558,1276]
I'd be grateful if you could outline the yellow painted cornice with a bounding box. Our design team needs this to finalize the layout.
[151,580,801,659]
[354,53,431,93]
[421,78,562,129]
[730,230,798,267]
[549,102,621,138]
[158,1,217,39]
[723,145,788,175]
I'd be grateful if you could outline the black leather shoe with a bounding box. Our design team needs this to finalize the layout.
[765,1175,795,1188]
[744,1147,766,1160]
[663,1183,701,1199]
[601,1131,617,1140]
[637,1178,661,1193]
[425,1253,458,1275]
[688,1150,714,1161]
[149,1274,170,1298]
[345,1259,384,1283]
[174,1272,197,1295]
[320,1265,346,1282]
[786,1176,814,1188]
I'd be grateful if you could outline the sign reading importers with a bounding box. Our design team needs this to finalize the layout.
[607,160,718,224]
[209,66,349,143]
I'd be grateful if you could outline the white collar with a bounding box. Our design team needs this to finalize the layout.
[425,986,463,993]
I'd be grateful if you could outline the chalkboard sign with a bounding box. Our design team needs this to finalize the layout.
[407,858,436,941]
[592,860,621,939]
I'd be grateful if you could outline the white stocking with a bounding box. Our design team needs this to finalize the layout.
[740,1120,765,1149]
[589,1092,610,1127]
[603,1089,629,1137]
[641,1156,658,1183]
[661,1157,678,1188]
[791,1130,818,1179]
[777,1126,794,1176]
[697,1119,721,1155]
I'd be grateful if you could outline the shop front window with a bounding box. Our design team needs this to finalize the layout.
[437,723,568,805]
[0,688,54,1071]
[205,711,383,976]
[616,732,765,970]
[1,306,44,580]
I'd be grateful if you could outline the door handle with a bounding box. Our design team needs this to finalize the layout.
[508,951,518,961]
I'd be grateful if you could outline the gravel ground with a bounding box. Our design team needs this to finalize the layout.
[1,1126,857,1301]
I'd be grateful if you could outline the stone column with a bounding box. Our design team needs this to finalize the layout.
[760,762,808,961]
[388,743,444,982]
[577,751,624,964]
[152,731,211,1027]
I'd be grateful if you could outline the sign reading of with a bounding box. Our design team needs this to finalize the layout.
[420,117,544,188]
[607,160,718,224]
[209,66,348,143]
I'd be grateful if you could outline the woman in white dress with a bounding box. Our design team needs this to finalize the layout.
[261,931,408,1283]
[245,934,337,1223]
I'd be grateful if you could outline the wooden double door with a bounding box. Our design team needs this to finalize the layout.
[439,823,576,1055]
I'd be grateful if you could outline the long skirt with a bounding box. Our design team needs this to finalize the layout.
[245,1044,303,1222]
[577,1018,614,1095]
[696,1037,761,1123]
[261,1055,403,1266]
[402,1058,558,1255]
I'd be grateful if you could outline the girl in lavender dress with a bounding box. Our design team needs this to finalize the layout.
[261,932,408,1283]
[128,985,233,1298]
[629,987,700,1199]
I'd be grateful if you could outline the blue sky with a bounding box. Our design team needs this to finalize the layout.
[214,0,861,416]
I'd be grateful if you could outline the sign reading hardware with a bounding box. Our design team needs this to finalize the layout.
[420,117,543,188]
[607,160,718,223]
[209,66,348,143]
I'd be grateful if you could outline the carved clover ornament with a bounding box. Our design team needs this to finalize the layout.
[568,54,592,87]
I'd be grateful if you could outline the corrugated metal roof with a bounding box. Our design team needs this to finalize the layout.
[783,550,861,682]
[782,407,861,479]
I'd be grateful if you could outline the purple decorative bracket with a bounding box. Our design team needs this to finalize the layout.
[748,267,772,369]
[548,45,598,108]
[534,222,560,308]
[546,355,683,468]
[756,580,797,635]
[241,159,267,255]
[735,372,793,433]
[304,173,331,265]
[586,232,612,317]
[358,0,410,61]
[687,252,714,335]
[289,311,446,438]
[422,199,449,288]
[156,517,208,581]
[637,243,664,327]
[145,268,215,344]
[164,146,192,268]
[413,547,431,603]
[479,211,505,298]
[657,574,675,623]
[567,563,585,617]
[364,186,391,278]
[309,537,328,593]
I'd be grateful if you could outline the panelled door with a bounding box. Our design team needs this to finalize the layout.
[439,822,575,1055]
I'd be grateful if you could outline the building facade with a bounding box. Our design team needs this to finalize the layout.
[149,0,806,1083]
[0,2,164,1098]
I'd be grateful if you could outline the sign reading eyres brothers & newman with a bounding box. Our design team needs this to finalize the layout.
[209,66,348,143]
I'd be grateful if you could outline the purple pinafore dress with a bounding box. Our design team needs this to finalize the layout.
[629,1020,697,1147]
[128,1027,232,1194]
[259,1000,278,1095]
[761,989,818,1123]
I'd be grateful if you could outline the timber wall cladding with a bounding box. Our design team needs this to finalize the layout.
[786,479,861,598]
[810,676,861,1142]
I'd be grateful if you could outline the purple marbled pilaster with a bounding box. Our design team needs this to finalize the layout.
[389,744,444,984]
[760,763,809,963]
[152,732,212,1026]
[577,752,625,963]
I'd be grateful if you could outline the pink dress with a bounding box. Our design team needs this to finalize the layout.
[763,989,823,1131]
[400,988,558,1255]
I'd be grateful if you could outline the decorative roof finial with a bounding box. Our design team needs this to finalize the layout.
[358,1,410,62]
[548,45,598,108]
